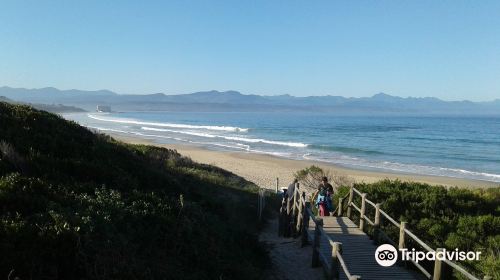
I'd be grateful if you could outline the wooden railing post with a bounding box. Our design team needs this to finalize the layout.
[331,242,342,280]
[338,197,343,216]
[373,203,381,244]
[275,177,279,193]
[398,221,406,250]
[284,194,292,237]
[312,218,323,267]
[346,187,354,219]
[291,183,299,235]
[257,189,263,221]
[301,201,311,247]
[278,195,287,236]
[296,191,306,233]
[300,201,311,247]
[433,248,444,280]
[292,183,299,216]
[286,193,292,215]
[359,193,367,231]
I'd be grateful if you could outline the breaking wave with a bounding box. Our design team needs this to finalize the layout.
[88,114,249,132]
[141,127,308,148]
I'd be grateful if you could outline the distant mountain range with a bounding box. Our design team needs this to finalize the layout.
[1,86,499,115]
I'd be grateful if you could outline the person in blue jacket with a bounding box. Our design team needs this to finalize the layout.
[316,177,334,215]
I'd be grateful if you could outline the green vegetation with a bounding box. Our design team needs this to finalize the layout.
[340,180,499,279]
[0,102,269,279]
[296,166,499,279]
[294,165,354,192]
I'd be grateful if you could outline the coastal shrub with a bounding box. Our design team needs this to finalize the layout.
[294,165,328,190]
[331,171,355,188]
[297,164,498,278]
[294,165,354,192]
[352,180,499,279]
[0,102,269,279]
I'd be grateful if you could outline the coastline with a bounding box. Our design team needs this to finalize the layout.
[108,132,499,190]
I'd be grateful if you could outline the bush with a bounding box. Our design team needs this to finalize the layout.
[0,102,269,279]
[353,179,499,279]
[294,165,499,278]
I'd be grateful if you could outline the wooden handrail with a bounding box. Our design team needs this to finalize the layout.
[365,198,376,207]
[279,182,484,280]
[305,206,357,280]
[363,216,375,226]
[331,192,349,217]
[353,187,362,196]
[351,203,361,213]
[404,228,434,252]
[379,209,401,228]
[337,253,361,280]
[342,186,482,280]
[443,259,481,280]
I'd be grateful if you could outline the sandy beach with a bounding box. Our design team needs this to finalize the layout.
[108,133,499,190]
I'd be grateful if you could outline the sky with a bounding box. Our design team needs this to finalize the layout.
[0,1,499,101]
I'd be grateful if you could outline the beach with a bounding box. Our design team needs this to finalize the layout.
[109,133,499,190]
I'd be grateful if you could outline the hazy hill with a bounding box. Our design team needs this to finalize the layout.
[1,86,499,115]
[0,96,10,102]
[0,94,85,113]
[27,103,86,113]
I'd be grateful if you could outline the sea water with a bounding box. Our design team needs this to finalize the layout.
[65,111,500,183]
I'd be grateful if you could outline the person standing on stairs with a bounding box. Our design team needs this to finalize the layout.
[317,177,334,215]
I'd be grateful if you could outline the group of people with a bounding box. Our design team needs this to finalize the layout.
[285,177,335,217]
[316,177,334,216]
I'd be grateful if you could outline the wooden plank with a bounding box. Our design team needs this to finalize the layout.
[307,216,422,280]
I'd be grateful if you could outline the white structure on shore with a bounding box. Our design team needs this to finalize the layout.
[96,105,111,112]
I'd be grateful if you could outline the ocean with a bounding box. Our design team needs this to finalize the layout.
[64,111,500,183]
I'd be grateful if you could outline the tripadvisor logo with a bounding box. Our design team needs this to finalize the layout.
[375,244,398,267]
[375,244,482,267]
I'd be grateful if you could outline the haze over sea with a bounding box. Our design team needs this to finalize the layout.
[66,112,500,183]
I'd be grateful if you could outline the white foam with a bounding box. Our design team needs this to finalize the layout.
[249,149,293,157]
[88,114,249,132]
[210,143,250,151]
[302,153,312,159]
[437,167,500,181]
[235,143,251,151]
[221,136,308,148]
[141,126,216,138]
[140,126,308,148]
[305,153,500,183]
[88,126,188,142]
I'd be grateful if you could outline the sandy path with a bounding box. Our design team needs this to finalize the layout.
[260,216,324,280]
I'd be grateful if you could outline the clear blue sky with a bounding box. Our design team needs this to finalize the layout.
[1,1,499,101]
